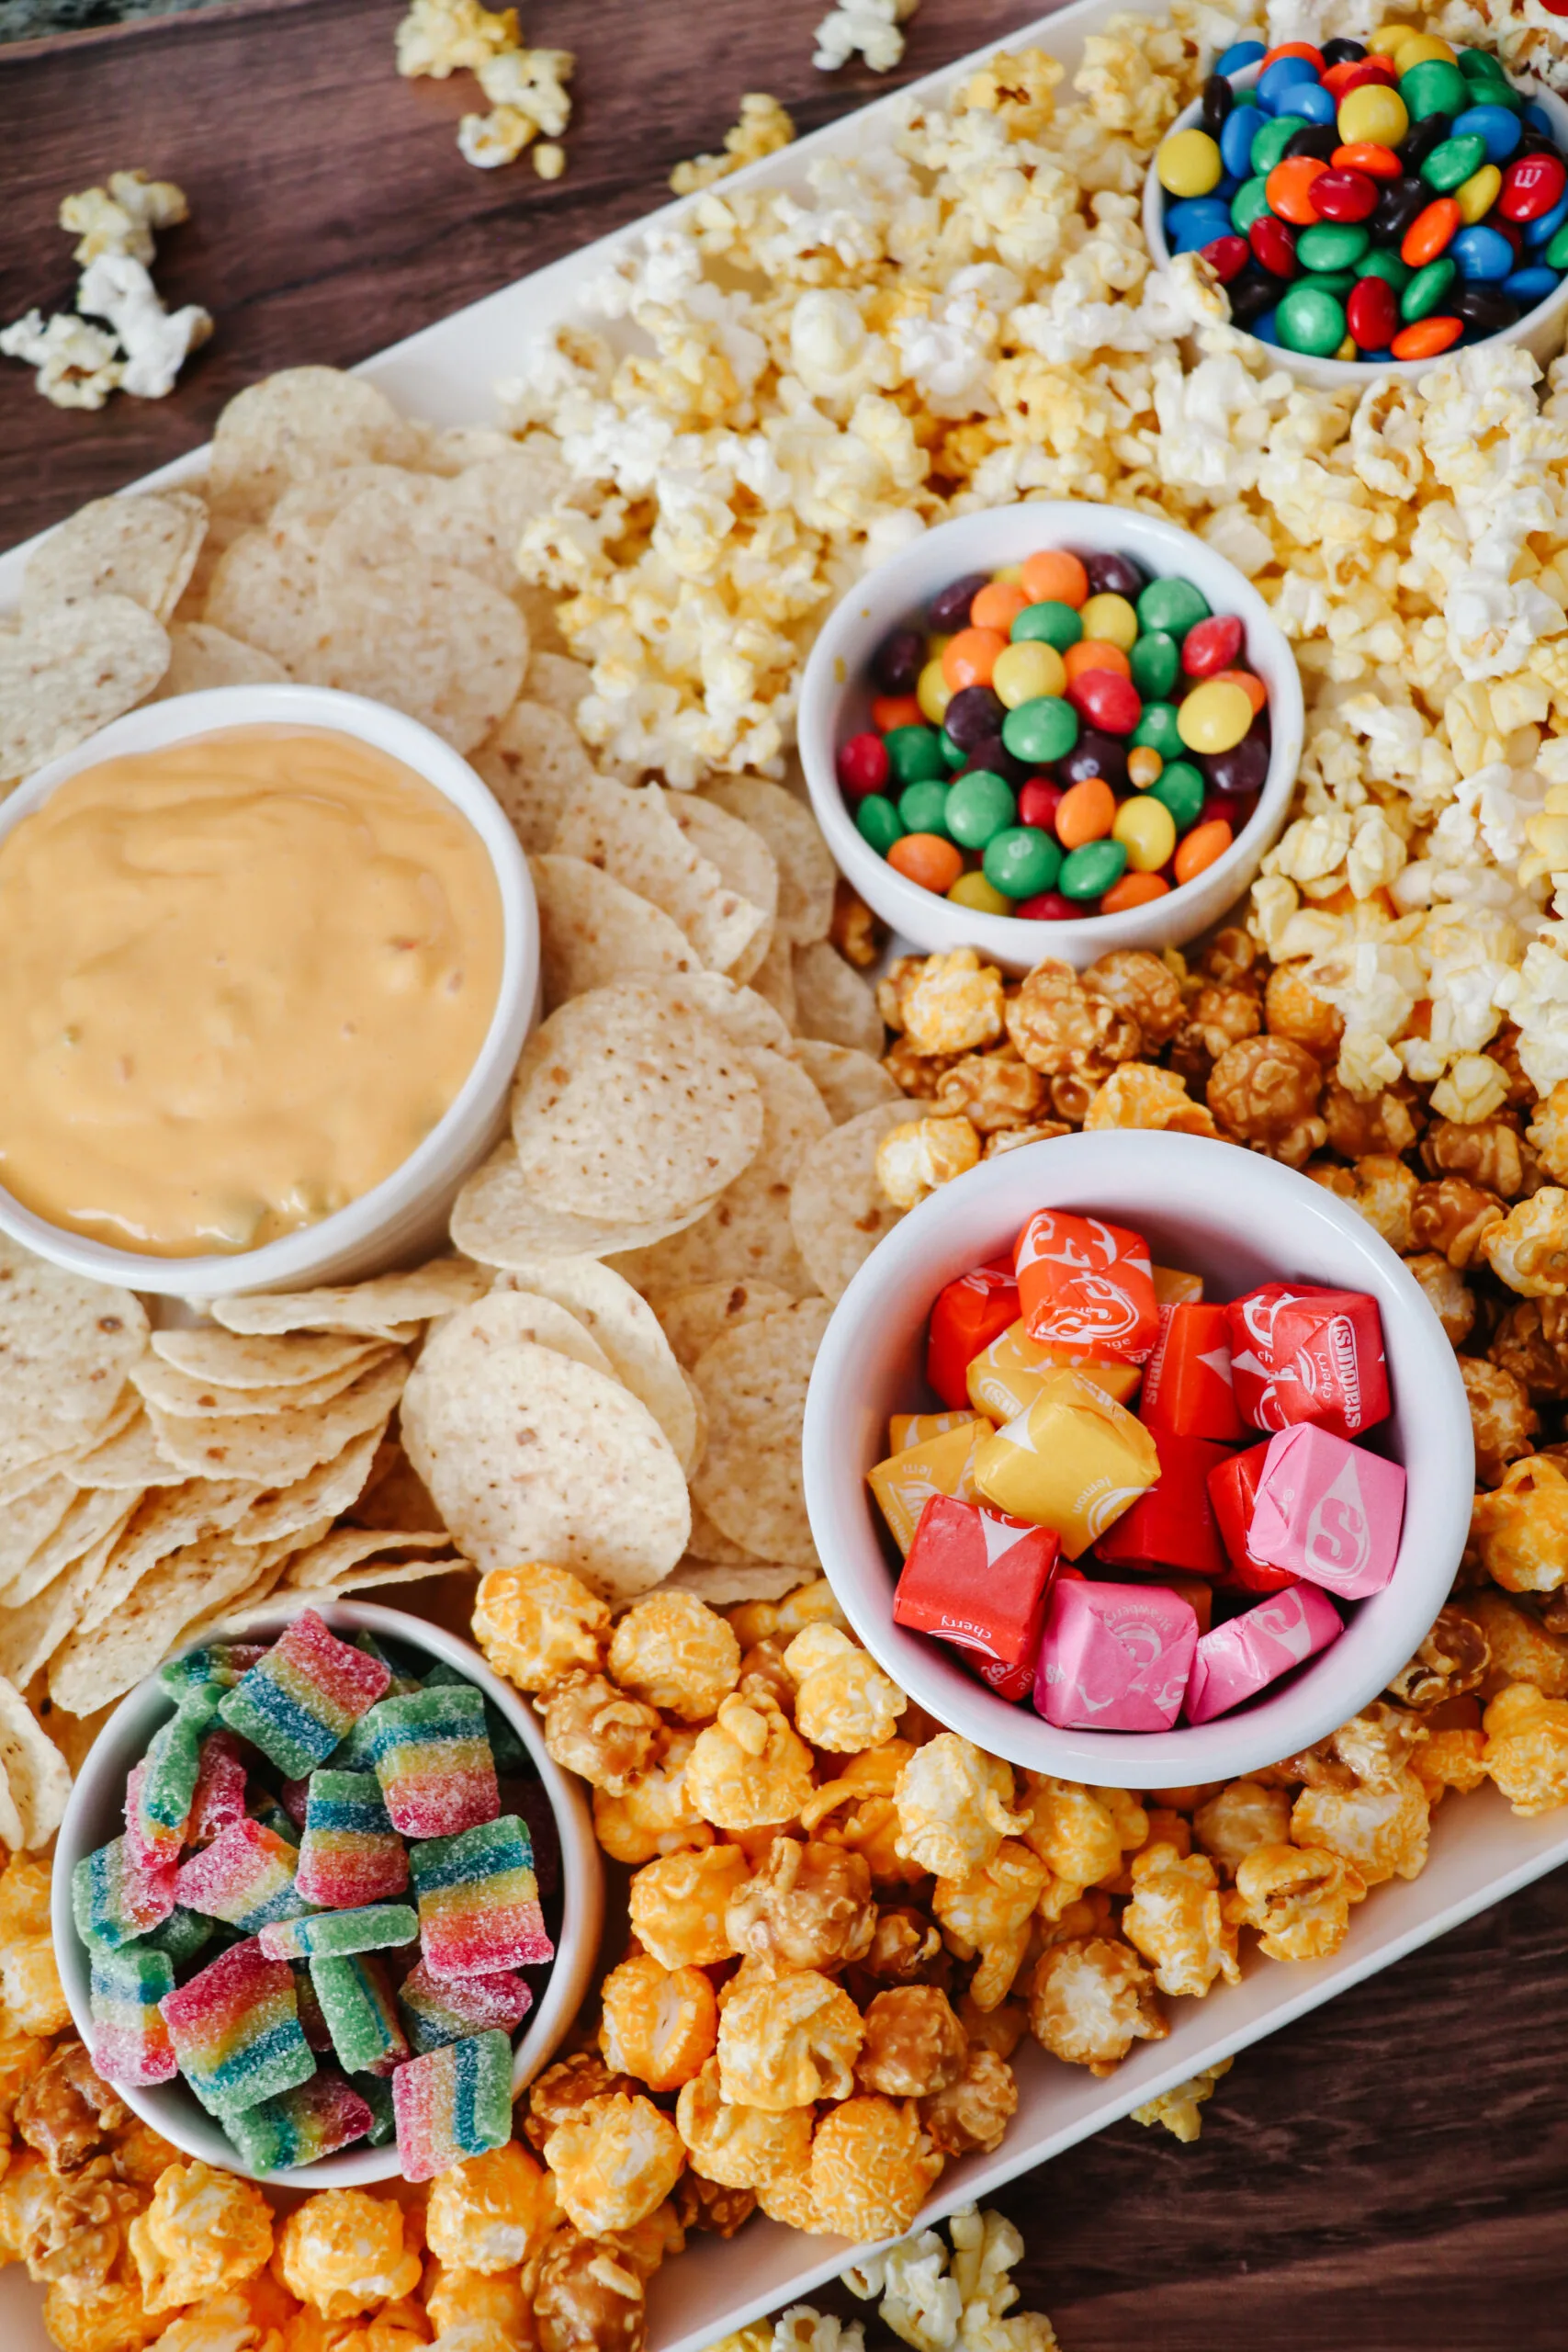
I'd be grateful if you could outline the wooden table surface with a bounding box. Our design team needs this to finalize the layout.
[4,1,1568,2339]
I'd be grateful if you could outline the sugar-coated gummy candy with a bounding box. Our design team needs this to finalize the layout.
[354,2070,398,2146]
[423,1658,530,1775]
[295,1769,408,1908]
[391,2029,514,2182]
[73,1835,177,1951]
[225,2067,373,2172]
[175,1816,310,1934]
[126,1712,203,1870]
[369,1683,500,1839]
[294,1961,334,2052]
[396,1956,534,2054]
[307,1951,411,2077]
[187,1732,250,1848]
[158,1937,316,2116]
[130,1904,215,1969]
[219,1607,391,1779]
[89,1945,176,2086]
[355,1630,424,1696]
[250,1798,302,1849]
[160,1643,267,1699]
[409,1815,552,1981]
[257,1903,418,1962]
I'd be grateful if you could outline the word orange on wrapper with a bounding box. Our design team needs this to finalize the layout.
[871,1206,1408,1732]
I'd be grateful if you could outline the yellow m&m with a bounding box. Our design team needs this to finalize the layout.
[1156,128,1223,198]
[1112,795,1177,874]
[1337,85,1409,150]
[1178,678,1254,755]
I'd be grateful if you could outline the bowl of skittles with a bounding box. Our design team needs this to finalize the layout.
[1145,25,1568,389]
[798,501,1303,974]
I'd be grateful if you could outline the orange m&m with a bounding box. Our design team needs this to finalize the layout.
[1266,156,1327,225]
[888,833,964,893]
[1173,820,1233,885]
[1331,141,1403,178]
[1391,316,1463,360]
[1401,198,1461,266]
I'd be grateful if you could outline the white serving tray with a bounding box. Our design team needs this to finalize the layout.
[4,5,1567,2345]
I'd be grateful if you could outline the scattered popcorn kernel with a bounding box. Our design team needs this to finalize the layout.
[674,2059,814,2189]
[545,2093,686,2236]
[855,1986,966,2098]
[724,1837,876,1974]
[129,2159,272,2312]
[685,1690,815,1831]
[1483,1682,1568,1815]
[592,1729,716,1865]
[895,1736,1028,1882]
[1472,1457,1568,1593]
[931,1840,1050,2010]
[426,2139,559,2274]
[671,96,796,196]
[785,1625,906,1752]
[474,1563,609,1692]
[541,1668,663,1795]
[628,1845,750,1970]
[273,2188,422,2320]
[1121,1843,1240,1999]
[395,0,520,77]
[1292,1770,1431,1890]
[876,1114,981,1209]
[1130,2056,1232,2144]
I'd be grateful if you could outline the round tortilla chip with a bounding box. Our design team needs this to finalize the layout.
[455,1286,616,1384]
[531,853,696,1008]
[208,368,423,522]
[705,778,835,946]
[488,1258,700,1475]
[689,1300,831,1569]
[512,982,763,1225]
[207,1259,485,1337]
[789,1102,920,1303]
[792,1038,901,1125]
[204,528,324,673]
[635,971,794,1056]
[660,1560,813,1604]
[551,776,768,975]
[21,491,208,628]
[0,596,170,788]
[452,1145,719,1268]
[156,622,288,698]
[654,1280,797,1371]
[400,1311,690,1598]
[667,794,777,982]
[792,940,885,1057]
[150,1329,385,1389]
[302,557,525,756]
[475,702,600,854]
[0,1674,73,1849]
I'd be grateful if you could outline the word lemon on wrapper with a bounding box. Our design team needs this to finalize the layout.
[65,1609,558,2181]
[866,1205,1411,1734]
[1156,28,1568,361]
[835,543,1270,924]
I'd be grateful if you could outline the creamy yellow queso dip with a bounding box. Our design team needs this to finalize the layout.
[0,726,503,1257]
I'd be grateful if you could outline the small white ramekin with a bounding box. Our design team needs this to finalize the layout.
[1144,67,1568,394]
[802,1130,1475,1784]
[52,1595,603,2189]
[797,502,1303,977]
[0,684,537,1298]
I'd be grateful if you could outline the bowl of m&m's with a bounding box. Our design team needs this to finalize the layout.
[801,1133,1474,1781]
[1145,25,1568,387]
[798,503,1303,976]
[53,1599,602,2188]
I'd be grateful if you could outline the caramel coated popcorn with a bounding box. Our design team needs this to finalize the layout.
[474,1561,609,1690]
[1027,1938,1168,2076]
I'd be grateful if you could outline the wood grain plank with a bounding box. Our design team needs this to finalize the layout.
[0,0,1046,547]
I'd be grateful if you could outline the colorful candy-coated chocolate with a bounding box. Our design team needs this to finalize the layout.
[368,1685,500,1840]
[158,1937,315,2117]
[1183,1583,1343,1724]
[396,1957,534,2055]
[175,1816,310,1934]
[89,1946,176,2087]
[258,1904,418,1962]
[410,1815,552,1981]
[308,1952,411,2077]
[219,1608,392,1780]
[225,2069,373,2172]
[1248,1424,1407,1599]
[295,1769,409,1908]
[73,1836,177,1951]
[392,2030,514,2183]
[1033,1577,1199,1732]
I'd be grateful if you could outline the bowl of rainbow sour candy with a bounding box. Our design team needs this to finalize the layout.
[52,1600,602,2187]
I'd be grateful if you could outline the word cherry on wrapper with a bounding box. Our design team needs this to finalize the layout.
[874,1201,1408,1734]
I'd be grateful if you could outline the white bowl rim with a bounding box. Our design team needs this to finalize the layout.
[51,1593,603,2189]
[1143,63,1568,387]
[797,499,1304,971]
[0,684,537,1296]
[801,1129,1476,1782]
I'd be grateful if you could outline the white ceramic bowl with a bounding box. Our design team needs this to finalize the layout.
[52,1596,603,2188]
[797,502,1303,977]
[802,1131,1475,1782]
[1143,66,1568,394]
[0,684,538,1299]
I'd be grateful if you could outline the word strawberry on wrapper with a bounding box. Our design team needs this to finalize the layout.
[1206,1440,1300,1595]
[1033,1577,1199,1732]
[1249,1426,1406,1600]
[975,1371,1160,1558]
[894,1496,1060,1690]
[1183,1585,1343,1726]
[1015,1210,1160,1364]
[926,1257,1020,1408]
[1140,1303,1243,1442]
[1092,1430,1232,1578]
[1225,1283,1390,1440]
[868,1418,991,1555]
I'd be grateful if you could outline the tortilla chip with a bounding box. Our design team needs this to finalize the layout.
[654,1280,797,1372]
[705,777,836,946]
[155,621,288,697]
[511,981,763,1225]
[304,1554,472,1596]
[145,1352,408,1486]
[660,1560,811,1604]
[688,1300,831,1568]
[207,367,423,522]
[666,793,777,981]
[229,1420,388,1545]
[0,1676,73,1849]
[345,1439,444,1535]
[65,1408,187,1491]
[748,929,797,1031]
[530,853,696,1009]
[280,1528,453,1588]
[208,1258,485,1337]
[451,1144,716,1267]
[792,1038,902,1124]
[303,555,526,756]
[150,1329,386,1388]
[49,1532,275,1713]
[400,1304,690,1598]
[474,700,600,853]
[203,527,325,673]
[130,1344,395,1419]
[0,1476,77,1589]
[683,1502,758,1567]
[0,1486,138,1611]
[21,491,208,627]
[552,775,768,974]
[792,939,886,1057]
[322,445,564,596]
[789,1102,919,1303]
[487,1257,700,1475]
[525,650,591,718]
[0,1241,148,1484]
[76,1480,259,1635]
[0,595,170,787]
[609,1046,829,1300]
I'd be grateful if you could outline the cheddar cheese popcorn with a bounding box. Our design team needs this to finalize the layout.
[425,2141,559,2274]
[1121,1843,1241,2000]
[895,1737,1028,1882]
[715,1970,863,2109]
[544,2094,686,2235]
[628,1845,750,1969]
[684,1690,815,1831]
[1483,1682,1568,1815]
[784,1624,906,1753]
[128,2160,272,2312]
[675,2058,815,2191]
[599,1953,718,2092]
[807,2096,942,2242]
[592,1730,716,1864]
[273,2190,422,2320]
[473,1563,609,1690]
[609,1592,740,1722]
[1026,1938,1168,2076]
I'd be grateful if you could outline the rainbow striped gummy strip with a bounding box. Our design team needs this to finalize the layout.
[409,1815,551,1980]
[368,1684,499,1840]
[391,2030,513,2181]
[219,1609,390,1779]
[158,1937,316,2117]
[89,1946,176,2087]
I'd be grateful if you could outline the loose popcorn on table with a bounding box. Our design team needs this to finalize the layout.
[1,172,205,411]
[395,0,575,174]
[814,0,920,75]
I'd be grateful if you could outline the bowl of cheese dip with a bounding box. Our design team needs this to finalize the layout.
[0,684,536,1298]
